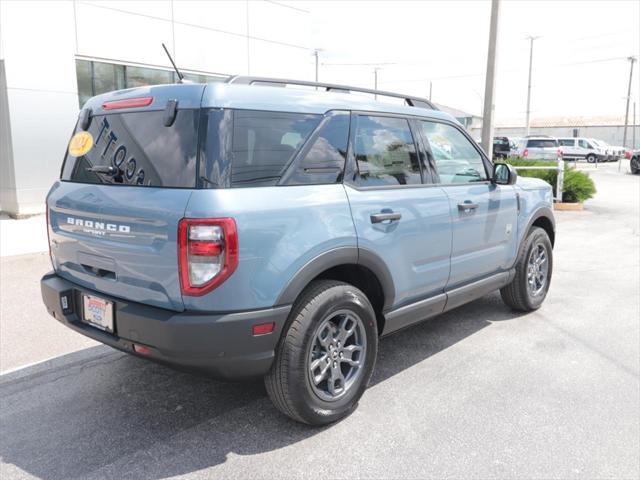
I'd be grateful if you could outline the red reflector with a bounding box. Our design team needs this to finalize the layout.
[133,344,152,355]
[103,97,153,110]
[252,322,275,336]
[188,241,222,257]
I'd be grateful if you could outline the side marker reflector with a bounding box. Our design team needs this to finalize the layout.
[252,322,275,336]
[133,344,152,355]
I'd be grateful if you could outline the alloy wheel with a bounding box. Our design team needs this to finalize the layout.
[307,309,366,401]
[527,243,549,297]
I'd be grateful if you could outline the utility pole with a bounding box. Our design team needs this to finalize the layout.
[480,0,500,158]
[524,35,540,137]
[620,56,636,171]
[374,68,379,99]
[429,81,433,102]
[312,49,321,88]
[622,56,636,150]
[633,101,636,150]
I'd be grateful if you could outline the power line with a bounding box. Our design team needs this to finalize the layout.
[80,0,313,51]
[321,62,397,66]
[375,56,633,86]
[264,0,310,14]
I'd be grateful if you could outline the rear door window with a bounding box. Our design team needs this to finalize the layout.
[230,110,320,187]
[61,110,200,187]
[354,115,421,186]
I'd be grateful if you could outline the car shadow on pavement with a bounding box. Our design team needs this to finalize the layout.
[0,292,526,479]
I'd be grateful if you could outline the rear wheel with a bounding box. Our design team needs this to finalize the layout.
[631,157,639,174]
[265,280,378,425]
[501,227,553,311]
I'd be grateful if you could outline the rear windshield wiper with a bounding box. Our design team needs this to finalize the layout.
[86,165,119,176]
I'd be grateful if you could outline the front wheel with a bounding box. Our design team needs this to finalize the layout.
[586,154,597,163]
[501,227,553,311]
[265,280,378,425]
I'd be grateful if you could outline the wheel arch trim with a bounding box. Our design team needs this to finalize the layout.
[526,206,555,245]
[275,246,396,309]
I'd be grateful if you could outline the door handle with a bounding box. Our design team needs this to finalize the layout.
[457,201,479,212]
[370,211,402,224]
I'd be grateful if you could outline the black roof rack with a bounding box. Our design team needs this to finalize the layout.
[227,75,438,110]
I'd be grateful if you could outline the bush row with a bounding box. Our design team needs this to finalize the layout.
[503,158,596,203]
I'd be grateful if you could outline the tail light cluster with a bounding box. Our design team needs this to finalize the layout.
[523,148,529,158]
[557,148,563,157]
[178,218,238,296]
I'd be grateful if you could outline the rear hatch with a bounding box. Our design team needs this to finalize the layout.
[526,138,559,160]
[48,84,204,311]
[493,137,510,155]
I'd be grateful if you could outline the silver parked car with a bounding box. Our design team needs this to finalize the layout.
[516,136,561,161]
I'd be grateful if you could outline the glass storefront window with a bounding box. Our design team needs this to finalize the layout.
[76,60,93,107]
[93,61,125,96]
[125,66,174,89]
[75,59,228,108]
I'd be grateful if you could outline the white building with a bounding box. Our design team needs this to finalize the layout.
[0,0,315,217]
[470,115,640,148]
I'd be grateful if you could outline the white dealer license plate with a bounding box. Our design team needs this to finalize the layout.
[82,294,114,333]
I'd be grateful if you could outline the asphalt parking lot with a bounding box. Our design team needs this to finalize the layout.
[1,161,638,479]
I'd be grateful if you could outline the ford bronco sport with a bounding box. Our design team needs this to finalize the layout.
[41,77,555,425]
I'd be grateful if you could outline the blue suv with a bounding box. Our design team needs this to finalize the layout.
[41,77,555,425]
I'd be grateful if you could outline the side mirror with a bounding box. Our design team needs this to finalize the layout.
[493,162,517,185]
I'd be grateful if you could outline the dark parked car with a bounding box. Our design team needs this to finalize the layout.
[493,136,511,159]
[630,150,640,174]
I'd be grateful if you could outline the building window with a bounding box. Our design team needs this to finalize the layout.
[75,59,226,108]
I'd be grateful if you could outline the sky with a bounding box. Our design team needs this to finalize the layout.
[298,0,640,123]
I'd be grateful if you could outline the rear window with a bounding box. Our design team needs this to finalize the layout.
[61,110,199,187]
[526,139,558,148]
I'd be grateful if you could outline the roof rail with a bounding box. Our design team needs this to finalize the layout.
[227,75,438,110]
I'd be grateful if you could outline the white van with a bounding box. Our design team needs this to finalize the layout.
[557,138,606,163]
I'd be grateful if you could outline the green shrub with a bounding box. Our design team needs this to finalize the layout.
[561,168,597,203]
[503,158,596,203]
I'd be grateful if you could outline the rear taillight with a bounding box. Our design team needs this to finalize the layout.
[102,97,153,110]
[523,149,528,158]
[558,149,563,157]
[178,218,238,296]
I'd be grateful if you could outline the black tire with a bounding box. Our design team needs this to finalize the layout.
[500,227,553,311]
[586,154,597,164]
[265,280,378,425]
[631,157,639,174]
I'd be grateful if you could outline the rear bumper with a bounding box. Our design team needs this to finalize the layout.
[41,272,290,379]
